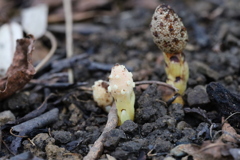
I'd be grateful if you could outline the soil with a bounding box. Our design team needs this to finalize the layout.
[1,0,240,160]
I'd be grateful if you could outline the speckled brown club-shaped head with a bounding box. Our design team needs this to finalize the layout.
[150,4,188,53]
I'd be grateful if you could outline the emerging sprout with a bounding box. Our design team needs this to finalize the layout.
[92,80,113,112]
[150,4,189,104]
[108,64,135,125]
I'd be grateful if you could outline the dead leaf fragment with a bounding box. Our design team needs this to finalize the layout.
[221,119,240,143]
[172,141,232,160]
[200,140,231,159]
[0,35,35,100]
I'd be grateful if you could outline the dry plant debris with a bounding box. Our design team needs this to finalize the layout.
[207,82,240,126]
[173,140,232,160]
[0,35,35,100]
[220,118,240,144]
[171,117,240,160]
[83,104,118,160]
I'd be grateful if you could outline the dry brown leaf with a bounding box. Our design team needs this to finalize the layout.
[0,35,35,100]
[199,140,232,159]
[175,141,232,160]
[173,143,209,160]
[221,118,240,143]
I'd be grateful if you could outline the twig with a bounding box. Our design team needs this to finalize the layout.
[10,128,28,138]
[30,82,88,89]
[28,138,36,146]
[209,123,215,141]
[9,108,59,153]
[63,0,74,83]
[135,80,178,92]
[2,140,16,156]
[35,31,57,72]
[11,108,59,134]
[83,104,118,160]
[222,112,240,125]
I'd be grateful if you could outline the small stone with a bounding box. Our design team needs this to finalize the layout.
[5,92,29,110]
[33,133,55,150]
[68,104,83,126]
[176,121,191,130]
[136,107,156,122]
[111,149,129,160]
[163,157,176,160]
[224,75,233,84]
[45,144,65,160]
[119,120,138,134]
[85,126,99,133]
[154,116,170,129]
[186,85,210,106]
[178,128,196,143]
[170,145,188,157]
[141,123,154,136]
[0,110,15,125]
[52,131,72,144]
[168,103,184,121]
[154,138,173,152]
[166,118,176,129]
[155,115,176,129]
[120,141,142,152]
[103,129,126,150]
[45,144,82,160]
[193,61,220,80]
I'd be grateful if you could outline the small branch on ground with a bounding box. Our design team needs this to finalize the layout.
[135,80,178,92]
[83,104,118,160]
[35,31,57,72]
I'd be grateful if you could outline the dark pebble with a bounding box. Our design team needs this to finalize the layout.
[119,120,138,134]
[154,138,173,152]
[168,103,184,121]
[103,129,126,150]
[120,140,142,152]
[141,123,154,136]
[52,131,72,144]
